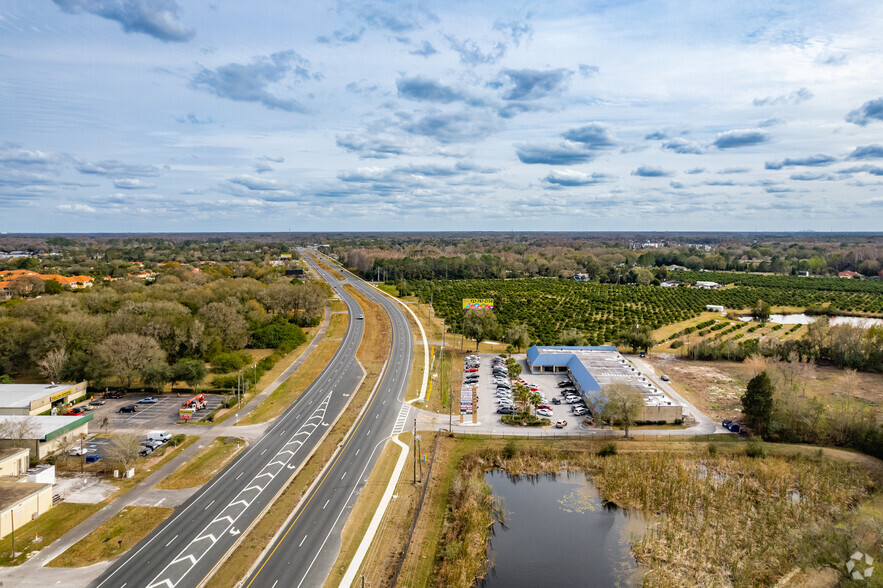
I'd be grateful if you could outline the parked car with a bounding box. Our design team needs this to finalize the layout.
[555,420,568,429]
[537,404,552,411]
[68,407,85,416]
[68,446,93,456]
[572,406,589,416]
[465,367,479,373]
[536,408,553,417]
[497,407,515,414]
[104,390,124,399]
[722,419,732,427]
[727,423,741,433]
[661,374,670,382]
[89,398,106,406]
[565,396,581,404]
[140,446,154,457]
[552,398,561,405]
[138,397,158,404]
[141,439,163,450]
[147,431,171,443]
[119,404,137,413]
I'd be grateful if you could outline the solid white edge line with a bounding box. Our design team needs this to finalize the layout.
[339,434,410,588]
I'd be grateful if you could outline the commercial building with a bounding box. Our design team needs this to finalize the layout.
[0,270,93,299]
[0,382,89,416]
[0,447,53,539]
[525,346,683,422]
[0,415,92,459]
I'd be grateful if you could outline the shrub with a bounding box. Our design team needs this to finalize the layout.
[745,440,767,458]
[502,440,518,459]
[223,395,238,409]
[707,443,718,456]
[670,340,684,349]
[211,351,250,373]
[598,442,618,457]
[212,374,238,389]
[250,318,306,349]
[167,434,186,447]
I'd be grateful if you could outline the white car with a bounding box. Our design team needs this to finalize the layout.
[536,408,553,417]
[572,406,589,416]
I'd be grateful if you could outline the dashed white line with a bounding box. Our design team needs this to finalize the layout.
[204,500,215,510]
[299,534,308,547]
[165,535,178,547]
[235,472,243,480]
[341,471,347,480]
[323,499,329,510]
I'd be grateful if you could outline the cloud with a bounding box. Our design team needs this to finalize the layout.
[713,129,769,149]
[515,143,594,165]
[493,19,533,47]
[816,52,847,66]
[175,113,213,124]
[113,178,155,189]
[496,103,547,119]
[261,155,284,163]
[578,64,599,77]
[57,203,97,213]
[645,130,668,140]
[500,68,572,100]
[52,0,194,42]
[401,111,498,144]
[76,159,160,177]
[662,137,704,154]
[790,172,837,181]
[228,175,284,191]
[758,117,784,127]
[684,167,705,174]
[632,165,674,177]
[354,3,436,33]
[409,40,437,57]
[560,123,615,149]
[224,176,299,201]
[753,87,813,107]
[253,162,273,174]
[316,27,365,45]
[0,145,58,167]
[846,98,883,126]
[543,169,613,186]
[717,167,750,174]
[396,76,481,105]
[848,144,883,160]
[765,154,836,169]
[446,35,506,65]
[838,165,883,176]
[191,51,317,113]
[336,134,415,158]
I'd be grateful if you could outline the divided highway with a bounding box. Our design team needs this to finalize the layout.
[90,250,413,588]
[240,250,413,587]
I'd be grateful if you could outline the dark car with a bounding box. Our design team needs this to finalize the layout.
[497,406,515,414]
[119,404,137,413]
[552,398,561,405]
[89,398,106,406]
[727,423,741,433]
[104,391,124,399]
[722,419,732,427]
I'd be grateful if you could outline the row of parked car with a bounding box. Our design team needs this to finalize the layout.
[492,356,516,414]
[721,419,741,433]
[140,430,172,456]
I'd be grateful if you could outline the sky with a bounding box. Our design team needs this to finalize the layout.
[1,0,883,233]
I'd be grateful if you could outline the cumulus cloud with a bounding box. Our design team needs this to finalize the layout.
[753,87,813,107]
[713,129,769,149]
[560,123,615,150]
[684,167,705,174]
[578,64,599,77]
[765,154,836,169]
[77,159,160,177]
[493,19,533,46]
[175,113,213,124]
[632,165,674,177]
[228,175,284,191]
[401,111,498,143]
[846,98,883,126]
[662,137,704,154]
[0,145,58,167]
[316,28,365,45]
[396,76,482,106]
[543,169,613,186]
[848,144,883,160]
[499,68,572,101]
[645,130,668,140]
[717,167,750,174]
[838,165,883,176]
[515,143,594,165]
[446,35,506,64]
[354,2,436,33]
[409,40,437,57]
[113,178,155,189]
[191,51,317,112]
[790,172,837,181]
[336,134,415,158]
[52,0,194,42]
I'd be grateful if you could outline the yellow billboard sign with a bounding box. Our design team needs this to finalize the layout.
[462,299,493,310]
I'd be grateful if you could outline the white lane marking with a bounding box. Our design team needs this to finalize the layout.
[341,471,347,480]
[165,535,178,547]
[323,499,330,509]
[204,500,214,510]
[299,534,308,547]
[235,471,243,480]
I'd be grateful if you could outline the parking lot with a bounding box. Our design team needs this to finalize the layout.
[84,392,223,431]
[469,354,590,433]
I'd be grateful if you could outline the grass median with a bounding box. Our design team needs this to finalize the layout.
[155,437,245,490]
[207,281,393,587]
[47,506,174,568]
[325,310,349,339]
[236,339,341,426]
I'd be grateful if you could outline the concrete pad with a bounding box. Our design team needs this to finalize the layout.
[55,475,116,504]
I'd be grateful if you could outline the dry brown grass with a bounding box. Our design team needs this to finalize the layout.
[155,437,245,490]
[326,311,349,339]
[207,281,393,588]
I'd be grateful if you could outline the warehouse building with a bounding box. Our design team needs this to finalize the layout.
[0,447,53,539]
[525,346,683,422]
[0,414,93,459]
[0,382,89,416]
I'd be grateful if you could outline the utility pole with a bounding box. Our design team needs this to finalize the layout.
[10,509,14,560]
[412,418,417,484]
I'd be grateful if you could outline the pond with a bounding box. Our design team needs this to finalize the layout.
[738,313,883,328]
[483,470,649,588]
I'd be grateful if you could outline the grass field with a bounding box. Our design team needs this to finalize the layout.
[155,437,245,490]
[48,506,173,567]
[330,299,348,312]
[236,339,341,426]
[0,503,100,566]
[207,282,392,587]
[325,310,349,339]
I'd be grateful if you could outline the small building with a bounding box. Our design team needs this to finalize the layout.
[572,273,591,282]
[0,448,29,477]
[0,414,92,459]
[668,264,688,271]
[0,478,53,539]
[705,305,725,313]
[838,271,862,279]
[694,281,720,289]
[660,280,680,288]
[285,269,305,277]
[797,271,810,277]
[0,382,89,416]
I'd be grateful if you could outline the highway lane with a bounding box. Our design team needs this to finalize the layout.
[90,267,369,588]
[240,250,413,588]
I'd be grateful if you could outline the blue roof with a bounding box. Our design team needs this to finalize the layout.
[525,346,616,394]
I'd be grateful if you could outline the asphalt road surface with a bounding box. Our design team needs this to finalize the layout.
[90,254,379,588]
[239,250,413,588]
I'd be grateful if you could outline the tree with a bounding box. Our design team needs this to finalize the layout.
[94,333,166,387]
[600,382,644,439]
[199,302,250,351]
[556,328,585,346]
[0,416,39,452]
[38,347,68,382]
[43,279,63,295]
[505,357,522,380]
[174,359,208,389]
[8,276,44,298]
[0,375,13,384]
[106,433,142,474]
[462,308,498,351]
[752,299,771,323]
[142,361,173,392]
[742,371,774,438]
[504,324,531,352]
[513,382,531,415]
[613,325,655,354]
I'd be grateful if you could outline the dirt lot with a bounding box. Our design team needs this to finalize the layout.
[645,353,883,423]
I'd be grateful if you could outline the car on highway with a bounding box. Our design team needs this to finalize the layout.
[661,374,670,381]
[138,397,158,404]
[119,404,137,413]
[357,315,364,320]
[89,398,106,406]
[536,408,553,417]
